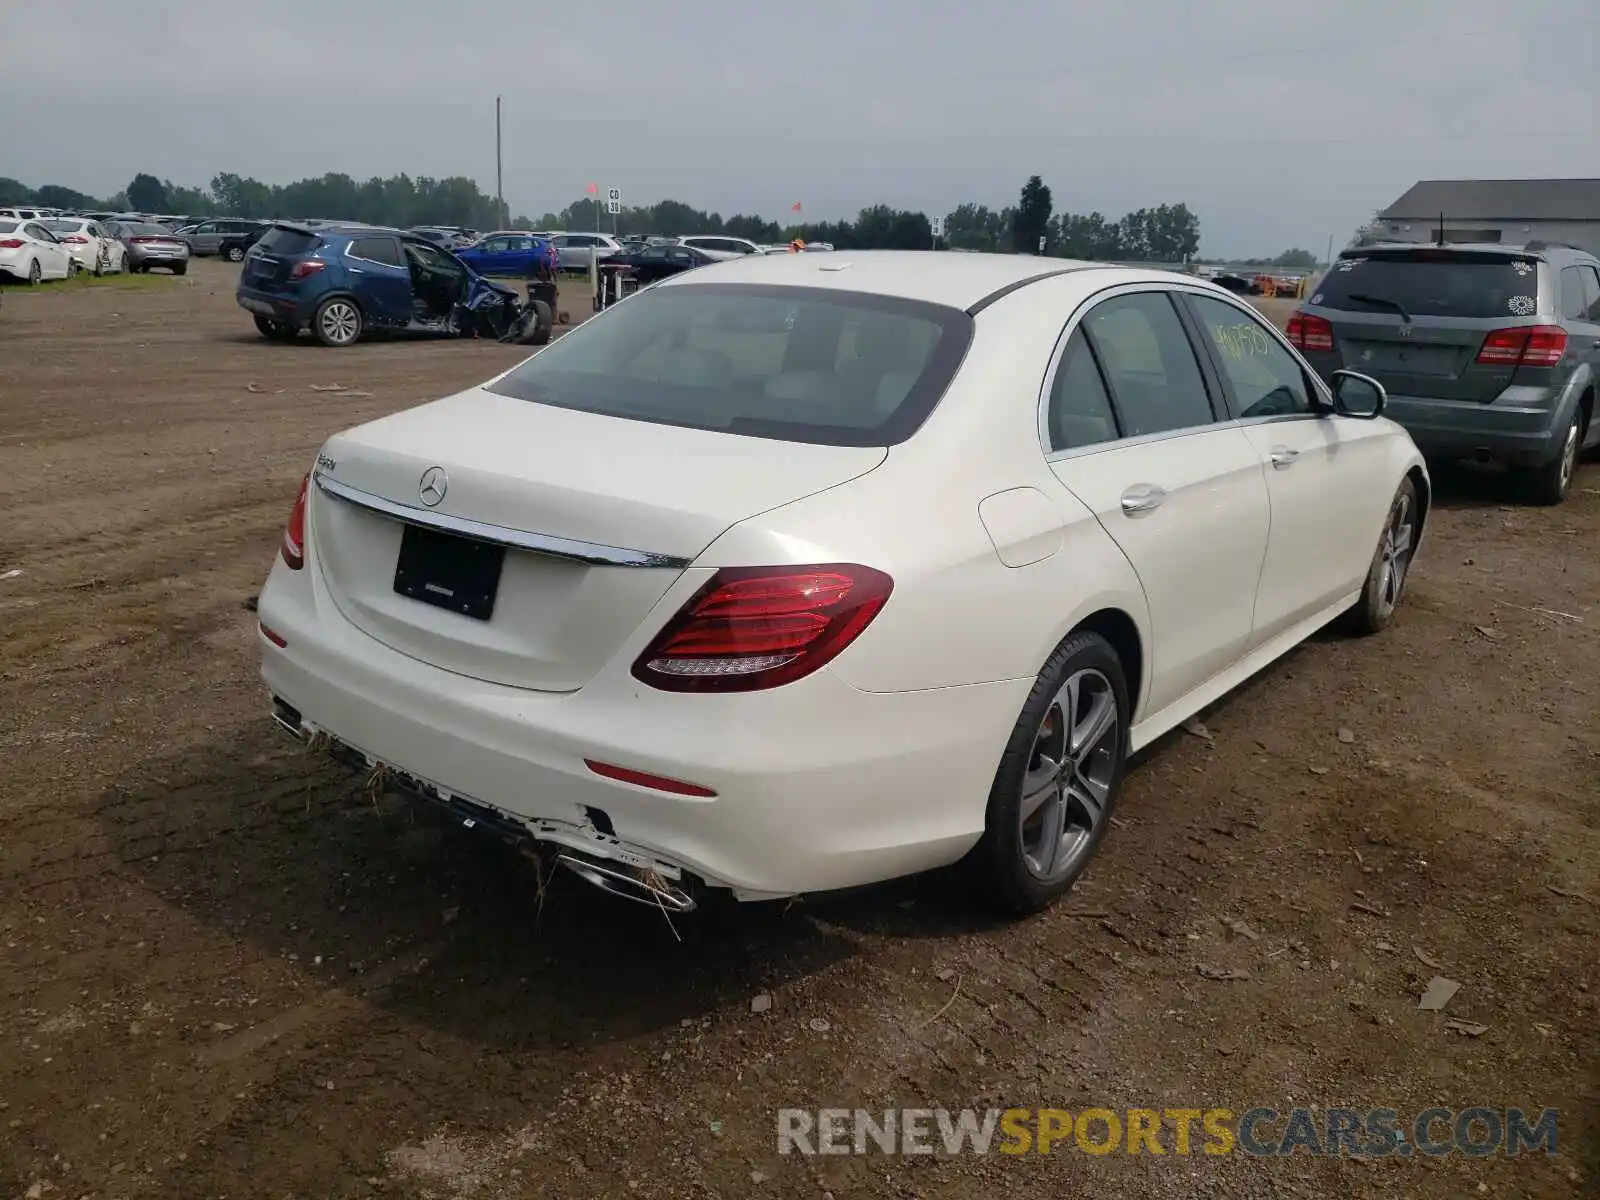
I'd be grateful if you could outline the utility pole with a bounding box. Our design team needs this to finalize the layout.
[495,95,504,229]
[1325,233,1334,267]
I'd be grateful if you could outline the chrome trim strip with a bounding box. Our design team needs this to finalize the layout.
[311,469,691,569]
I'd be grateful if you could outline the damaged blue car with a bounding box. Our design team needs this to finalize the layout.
[237,222,541,347]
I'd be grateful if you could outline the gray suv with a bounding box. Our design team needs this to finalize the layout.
[1292,242,1599,504]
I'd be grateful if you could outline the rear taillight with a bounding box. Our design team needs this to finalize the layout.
[61,235,89,244]
[0,239,24,249]
[289,260,326,281]
[1476,325,1567,368]
[632,565,893,692]
[281,474,309,570]
[129,236,154,244]
[1286,311,1335,353]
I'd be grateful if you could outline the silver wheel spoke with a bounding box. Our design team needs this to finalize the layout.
[1071,691,1117,764]
[1020,759,1062,822]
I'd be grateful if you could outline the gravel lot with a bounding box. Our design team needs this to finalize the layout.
[1,260,1596,1199]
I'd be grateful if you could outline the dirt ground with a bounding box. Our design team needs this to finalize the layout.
[1,259,1596,1200]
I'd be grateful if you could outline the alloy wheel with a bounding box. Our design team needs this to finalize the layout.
[319,302,359,345]
[1374,491,1415,619]
[1018,668,1118,883]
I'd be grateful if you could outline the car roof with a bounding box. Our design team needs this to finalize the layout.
[652,249,1144,310]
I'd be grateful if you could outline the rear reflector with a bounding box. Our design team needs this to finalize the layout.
[1286,311,1335,353]
[259,623,288,648]
[1476,325,1567,368]
[584,759,717,798]
[281,473,309,569]
[632,564,893,692]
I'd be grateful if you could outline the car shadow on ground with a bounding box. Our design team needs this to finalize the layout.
[93,729,858,1052]
[1424,457,1577,510]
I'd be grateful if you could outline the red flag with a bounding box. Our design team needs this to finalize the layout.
[791,201,802,212]
[586,183,598,194]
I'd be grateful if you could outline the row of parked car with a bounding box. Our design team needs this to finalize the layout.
[0,212,195,282]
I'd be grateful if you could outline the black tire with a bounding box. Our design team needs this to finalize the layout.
[1342,476,1419,636]
[225,244,246,263]
[1520,407,1582,506]
[313,296,363,347]
[971,630,1130,914]
[26,259,41,286]
[530,299,553,345]
[172,264,188,276]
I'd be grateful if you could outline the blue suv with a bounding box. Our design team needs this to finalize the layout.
[237,223,522,347]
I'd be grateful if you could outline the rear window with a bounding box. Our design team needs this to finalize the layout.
[1313,251,1540,320]
[42,219,79,233]
[124,224,173,236]
[0,220,18,235]
[487,283,973,447]
[255,226,321,256]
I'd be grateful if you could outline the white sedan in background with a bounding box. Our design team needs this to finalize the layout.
[0,218,74,284]
[42,217,126,275]
[256,252,1427,915]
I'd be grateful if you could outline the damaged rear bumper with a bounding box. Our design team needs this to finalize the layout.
[271,696,700,913]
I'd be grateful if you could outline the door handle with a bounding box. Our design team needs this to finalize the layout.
[1120,484,1167,514]
[347,266,365,274]
[1269,445,1300,468]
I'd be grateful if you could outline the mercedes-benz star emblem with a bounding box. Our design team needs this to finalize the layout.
[418,466,448,507]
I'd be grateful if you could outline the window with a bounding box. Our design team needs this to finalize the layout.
[1581,266,1600,322]
[1080,292,1215,437]
[479,236,510,253]
[256,226,321,256]
[25,224,56,242]
[0,220,16,235]
[1313,250,1539,319]
[1187,294,1312,418]
[487,283,973,447]
[349,236,403,267]
[194,222,217,234]
[1559,267,1588,321]
[1046,330,1120,451]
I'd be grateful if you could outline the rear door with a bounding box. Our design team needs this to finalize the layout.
[1043,289,1270,719]
[1304,249,1544,401]
[190,221,221,255]
[345,235,413,327]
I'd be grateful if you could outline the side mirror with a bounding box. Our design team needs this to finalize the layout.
[1329,369,1386,419]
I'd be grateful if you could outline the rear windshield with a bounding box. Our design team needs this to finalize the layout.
[255,226,322,256]
[1314,251,1540,320]
[486,283,974,447]
[0,220,17,235]
[123,224,173,236]
[42,219,80,232]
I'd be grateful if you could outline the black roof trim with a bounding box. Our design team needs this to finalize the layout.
[965,266,1089,315]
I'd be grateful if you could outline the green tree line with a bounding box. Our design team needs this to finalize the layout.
[3,171,1216,261]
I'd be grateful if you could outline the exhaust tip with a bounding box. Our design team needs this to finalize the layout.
[554,851,697,914]
[271,697,304,738]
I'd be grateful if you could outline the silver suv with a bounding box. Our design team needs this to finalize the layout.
[1292,242,1599,504]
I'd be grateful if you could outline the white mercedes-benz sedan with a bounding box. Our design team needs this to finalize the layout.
[257,251,1428,915]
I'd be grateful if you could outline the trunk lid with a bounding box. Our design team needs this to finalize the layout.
[308,387,887,692]
[1309,248,1545,402]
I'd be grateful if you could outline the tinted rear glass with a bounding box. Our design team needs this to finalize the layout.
[486,283,973,447]
[42,219,80,232]
[125,224,174,236]
[255,226,321,256]
[1314,251,1540,320]
[0,220,17,234]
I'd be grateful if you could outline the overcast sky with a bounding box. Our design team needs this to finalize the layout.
[5,0,1594,255]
